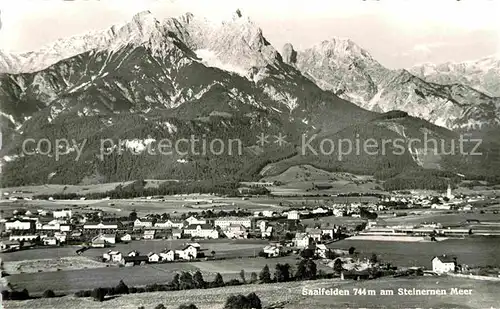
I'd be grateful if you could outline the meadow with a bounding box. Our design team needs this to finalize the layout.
[6,255,329,295]
[330,237,500,268]
[4,276,500,309]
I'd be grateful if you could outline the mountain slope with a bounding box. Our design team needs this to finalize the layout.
[1,10,499,188]
[290,39,500,130]
[410,55,500,97]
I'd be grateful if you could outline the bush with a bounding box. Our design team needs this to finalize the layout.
[223,293,262,309]
[226,279,242,286]
[6,289,30,300]
[129,287,138,293]
[91,287,106,302]
[42,289,56,298]
[75,290,92,297]
[179,305,198,309]
[154,304,166,309]
[115,280,129,294]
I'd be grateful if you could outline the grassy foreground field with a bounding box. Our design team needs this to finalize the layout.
[4,276,500,309]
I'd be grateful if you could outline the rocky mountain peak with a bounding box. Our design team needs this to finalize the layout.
[233,9,243,19]
[282,43,297,65]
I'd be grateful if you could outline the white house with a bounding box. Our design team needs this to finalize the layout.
[214,217,252,229]
[147,252,161,263]
[121,234,132,242]
[83,222,118,231]
[92,234,116,247]
[293,233,312,248]
[53,210,72,219]
[315,244,329,258]
[5,220,35,231]
[43,237,58,246]
[175,245,198,260]
[60,224,71,232]
[0,241,20,251]
[143,230,156,240]
[9,234,41,242]
[305,228,322,241]
[159,249,175,262]
[128,250,140,257]
[103,251,122,262]
[156,219,185,229]
[54,232,67,243]
[287,211,300,220]
[432,255,457,273]
[184,224,219,239]
[185,216,207,225]
[312,207,329,215]
[262,226,273,238]
[263,245,280,257]
[134,218,154,228]
[224,224,248,239]
[172,229,183,239]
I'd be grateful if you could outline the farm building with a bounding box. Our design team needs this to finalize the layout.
[432,255,457,273]
[121,256,148,266]
[159,249,175,261]
[147,252,160,263]
[175,245,198,260]
[143,230,156,240]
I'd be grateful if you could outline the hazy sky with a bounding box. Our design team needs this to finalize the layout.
[0,0,499,68]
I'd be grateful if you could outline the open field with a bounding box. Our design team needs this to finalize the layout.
[3,256,107,274]
[382,211,500,226]
[0,239,268,262]
[6,256,331,294]
[262,165,383,195]
[347,235,449,242]
[4,276,500,309]
[329,237,500,268]
[0,194,380,217]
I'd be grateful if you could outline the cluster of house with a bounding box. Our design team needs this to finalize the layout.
[1,209,74,247]
[131,216,253,241]
[101,242,201,266]
[383,186,483,210]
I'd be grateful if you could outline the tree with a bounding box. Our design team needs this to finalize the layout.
[274,263,291,282]
[115,280,129,294]
[305,259,317,280]
[212,272,224,288]
[325,250,337,260]
[170,273,180,290]
[259,265,272,283]
[246,292,262,309]
[249,272,258,283]
[179,272,194,290]
[369,253,378,264]
[193,270,206,289]
[154,305,166,309]
[223,293,262,309]
[348,247,356,255]
[211,250,216,257]
[300,248,315,259]
[91,287,106,302]
[333,259,343,273]
[239,269,246,283]
[178,305,198,309]
[295,259,317,280]
[42,289,56,298]
[129,210,138,221]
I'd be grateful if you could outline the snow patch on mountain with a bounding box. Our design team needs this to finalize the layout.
[195,49,247,76]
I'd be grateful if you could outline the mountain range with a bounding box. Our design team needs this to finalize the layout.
[0,10,499,188]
